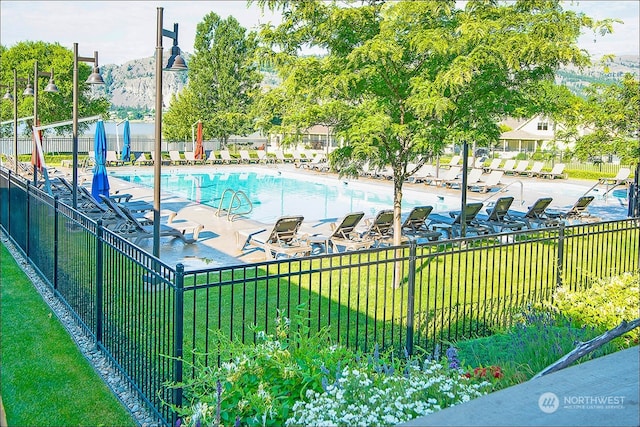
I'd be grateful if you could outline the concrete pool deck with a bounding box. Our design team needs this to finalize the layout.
[69,162,631,270]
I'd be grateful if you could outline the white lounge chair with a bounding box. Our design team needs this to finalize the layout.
[469,170,504,193]
[512,160,530,176]
[540,163,566,179]
[169,150,186,165]
[105,150,124,166]
[527,161,544,177]
[220,150,240,164]
[599,167,631,186]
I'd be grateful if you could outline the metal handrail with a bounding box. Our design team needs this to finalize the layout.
[216,188,252,221]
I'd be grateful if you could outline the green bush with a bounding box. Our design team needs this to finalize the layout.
[547,272,640,347]
[168,308,493,427]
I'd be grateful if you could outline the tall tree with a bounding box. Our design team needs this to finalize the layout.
[0,41,109,136]
[572,74,640,164]
[255,0,612,247]
[165,12,262,145]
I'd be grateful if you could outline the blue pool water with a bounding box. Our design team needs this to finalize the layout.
[111,168,463,222]
[110,168,629,222]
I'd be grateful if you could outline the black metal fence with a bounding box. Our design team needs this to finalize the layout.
[1,166,638,426]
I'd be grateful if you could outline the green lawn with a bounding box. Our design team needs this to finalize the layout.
[0,243,136,427]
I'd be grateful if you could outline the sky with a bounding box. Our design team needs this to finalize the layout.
[1,1,639,66]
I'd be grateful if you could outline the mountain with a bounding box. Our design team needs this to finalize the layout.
[99,53,639,111]
[99,50,190,111]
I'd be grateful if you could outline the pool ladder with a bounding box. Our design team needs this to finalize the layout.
[216,188,253,221]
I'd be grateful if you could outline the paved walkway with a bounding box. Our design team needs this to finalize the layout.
[400,346,639,427]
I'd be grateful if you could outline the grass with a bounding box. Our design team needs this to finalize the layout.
[0,243,136,427]
[452,311,621,389]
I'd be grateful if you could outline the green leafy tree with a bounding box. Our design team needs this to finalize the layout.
[571,73,640,164]
[0,41,109,136]
[255,0,611,249]
[165,12,262,146]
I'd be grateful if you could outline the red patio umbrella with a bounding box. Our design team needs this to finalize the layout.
[31,119,43,171]
[194,120,204,160]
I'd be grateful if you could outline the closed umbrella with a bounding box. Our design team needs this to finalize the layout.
[91,120,110,202]
[121,120,131,162]
[194,120,204,160]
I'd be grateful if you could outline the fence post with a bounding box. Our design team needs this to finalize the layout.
[54,196,59,291]
[173,263,185,422]
[405,241,417,356]
[556,223,565,289]
[25,180,30,257]
[95,220,104,346]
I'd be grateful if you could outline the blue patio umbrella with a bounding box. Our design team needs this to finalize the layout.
[121,120,131,162]
[91,120,110,202]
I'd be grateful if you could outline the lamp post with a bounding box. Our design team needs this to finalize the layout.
[72,43,105,209]
[25,60,60,185]
[154,6,187,258]
[2,70,19,173]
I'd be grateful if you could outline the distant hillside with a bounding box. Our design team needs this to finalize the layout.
[556,55,639,97]
[100,53,638,112]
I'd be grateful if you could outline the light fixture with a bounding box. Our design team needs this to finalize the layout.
[2,89,12,101]
[44,69,60,93]
[72,44,105,208]
[23,78,34,97]
[164,22,188,71]
[86,66,105,84]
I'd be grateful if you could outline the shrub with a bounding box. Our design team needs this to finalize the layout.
[168,310,493,427]
[547,272,640,347]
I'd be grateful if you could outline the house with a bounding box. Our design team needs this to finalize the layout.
[498,116,558,154]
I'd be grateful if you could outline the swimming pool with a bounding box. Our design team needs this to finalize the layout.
[110,168,629,222]
[111,168,465,222]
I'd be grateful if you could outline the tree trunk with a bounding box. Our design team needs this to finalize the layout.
[532,317,640,379]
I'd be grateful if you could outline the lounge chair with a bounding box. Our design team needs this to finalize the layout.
[445,168,483,189]
[184,151,200,165]
[239,150,257,164]
[599,167,631,186]
[475,196,527,233]
[206,151,221,164]
[539,163,566,180]
[311,211,374,253]
[512,160,530,176]
[360,209,396,246]
[134,152,153,166]
[546,195,596,222]
[483,158,502,173]
[301,153,328,170]
[442,155,461,169]
[407,164,435,184]
[236,215,312,260]
[256,150,272,164]
[430,202,492,238]
[273,150,292,163]
[99,194,203,244]
[169,150,186,165]
[468,170,504,193]
[105,150,124,166]
[220,150,240,164]
[496,159,516,174]
[527,161,545,177]
[426,166,461,187]
[401,206,442,242]
[507,197,562,228]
